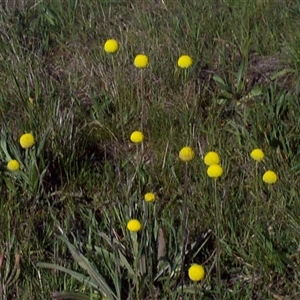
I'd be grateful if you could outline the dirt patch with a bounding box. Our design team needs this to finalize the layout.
[198,49,295,98]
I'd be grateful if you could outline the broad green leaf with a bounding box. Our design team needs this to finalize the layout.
[212,75,232,93]
[212,74,226,86]
[248,85,262,97]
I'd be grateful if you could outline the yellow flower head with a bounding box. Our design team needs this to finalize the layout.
[207,164,223,178]
[134,54,149,68]
[179,146,195,162]
[144,192,155,202]
[127,219,142,232]
[104,39,119,53]
[262,170,277,184]
[188,264,205,282]
[130,131,144,143]
[177,55,193,68]
[7,159,20,171]
[250,148,265,162]
[20,133,35,149]
[204,151,220,166]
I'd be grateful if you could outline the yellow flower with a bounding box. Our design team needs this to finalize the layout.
[177,55,193,68]
[20,133,35,149]
[7,159,20,171]
[188,264,205,281]
[179,147,195,162]
[144,192,155,202]
[204,151,220,166]
[250,148,265,162]
[127,219,142,232]
[207,164,223,178]
[130,131,144,143]
[104,39,119,53]
[134,54,149,68]
[263,170,278,184]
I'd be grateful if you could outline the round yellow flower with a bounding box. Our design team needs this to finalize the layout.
[144,192,155,202]
[177,55,193,68]
[19,133,35,149]
[130,131,144,143]
[250,148,265,162]
[262,170,278,184]
[127,219,142,232]
[7,159,20,171]
[188,264,205,282]
[134,54,149,68]
[204,151,220,166]
[104,39,119,53]
[179,147,195,162]
[207,164,223,178]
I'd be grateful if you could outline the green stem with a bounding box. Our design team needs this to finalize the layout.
[214,179,221,299]
[181,163,189,295]
[193,281,198,300]
[255,161,259,214]
[132,233,140,299]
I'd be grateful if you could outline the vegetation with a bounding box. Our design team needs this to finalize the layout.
[1,0,300,299]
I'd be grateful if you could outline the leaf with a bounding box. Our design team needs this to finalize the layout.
[236,59,246,91]
[0,132,11,160]
[248,85,262,97]
[6,253,21,288]
[94,245,134,277]
[118,252,134,276]
[270,68,295,81]
[37,262,98,289]
[52,291,90,300]
[212,74,226,86]
[57,236,117,300]
[157,228,166,261]
[239,86,263,102]
[212,75,232,93]
[97,233,134,276]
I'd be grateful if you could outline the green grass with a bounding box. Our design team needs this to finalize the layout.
[1,0,300,299]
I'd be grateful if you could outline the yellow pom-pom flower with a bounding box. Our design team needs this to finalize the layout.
[250,148,265,162]
[177,55,193,68]
[104,39,119,53]
[7,159,20,171]
[179,147,195,162]
[188,264,205,282]
[134,54,149,68]
[262,170,278,184]
[130,131,144,143]
[19,133,35,149]
[144,192,155,202]
[204,151,220,166]
[207,164,223,178]
[127,219,142,232]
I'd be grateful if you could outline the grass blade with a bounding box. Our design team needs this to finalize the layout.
[52,291,90,300]
[37,262,98,289]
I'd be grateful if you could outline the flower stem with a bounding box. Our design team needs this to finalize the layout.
[181,163,189,295]
[193,281,198,300]
[132,232,140,299]
[214,179,221,299]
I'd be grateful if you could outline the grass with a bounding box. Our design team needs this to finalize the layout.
[1,0,300,299]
